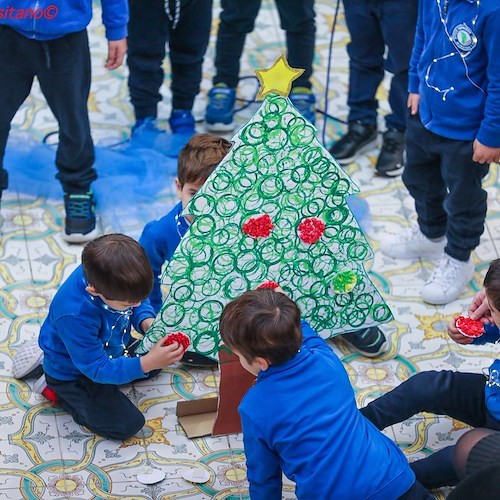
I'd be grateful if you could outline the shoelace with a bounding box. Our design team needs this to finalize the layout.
[66,196,92,219]
[429,255,461,289]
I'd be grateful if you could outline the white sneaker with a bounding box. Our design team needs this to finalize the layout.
[422,254,475,305]
[380,224,446,260]
[12,339,44,379]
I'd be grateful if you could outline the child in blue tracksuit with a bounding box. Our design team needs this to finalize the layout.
[38,234,185,440]
[139,133,231,313]
[381,0,500,305]
[361,258,500,489]
[219,288,431,499]
[127,0,212,134]
[0,0,128,242]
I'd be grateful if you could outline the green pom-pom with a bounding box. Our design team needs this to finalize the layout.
[332,270,358,294]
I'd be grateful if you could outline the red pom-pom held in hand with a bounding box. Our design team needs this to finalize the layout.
[242,214,274,238]
[257,280,280,290]
[165,332,191,352]
[298,217,326,244]
[455,316,485,338]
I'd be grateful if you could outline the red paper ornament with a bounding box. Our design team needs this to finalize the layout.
[298,217,326,244]
[165,332,191,352]
[242,214,274,238]
[257,280,280,290]
[455,316,485,338]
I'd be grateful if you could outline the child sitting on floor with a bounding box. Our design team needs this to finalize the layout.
[139,133,231,313]
[219,287,431,499]
[361,258,500,490]
[15,234,184,440]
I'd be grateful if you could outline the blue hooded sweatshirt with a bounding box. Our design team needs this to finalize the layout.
[409,0,500,147]
[39,265,155,385]
[139,202,189,314]
[472,323,500,421]
[0,0,128,41]
[239,321,415,499]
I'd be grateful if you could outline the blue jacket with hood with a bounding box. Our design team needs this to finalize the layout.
[409,0,500,147]
[0,0,128,40]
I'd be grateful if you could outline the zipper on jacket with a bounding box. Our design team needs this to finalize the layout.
[32,1,40,36]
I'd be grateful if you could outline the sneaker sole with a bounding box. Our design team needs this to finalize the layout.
[62,226,100,244]
[376,164,405,177]
[205,120,236,133]
[333,136,379,165]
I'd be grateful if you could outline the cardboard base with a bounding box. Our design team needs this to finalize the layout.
[177,346,256,437]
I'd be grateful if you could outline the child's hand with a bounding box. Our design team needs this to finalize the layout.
[473,140,500,164]
[140,336,184,373]
[468,290,492,322]
[407,93,420,115]
[105,38,127,70]
[447,316,474,345]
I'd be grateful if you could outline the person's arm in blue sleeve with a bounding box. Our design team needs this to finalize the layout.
[476,8,500,149]
[408,0,424,93]
[56,316,146,385]
[139,222,168,314]
[300,320,334,356]
[485,359,500,421]
[240,407,282,499]
[132,299,156,334]
[472,323,500,345]
[100,0,129,40]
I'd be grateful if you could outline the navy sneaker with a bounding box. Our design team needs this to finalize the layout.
[205,84,236,132]
[340,327,389,358]
[169,109,196,134]
[375,129,405,177]
[329,121,378,166]
[132,116,160,135]
[62,192,99,243]
[289,87,316,125]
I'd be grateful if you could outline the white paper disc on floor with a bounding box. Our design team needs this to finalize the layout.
[181,467,210,483]
[137,467,165,484]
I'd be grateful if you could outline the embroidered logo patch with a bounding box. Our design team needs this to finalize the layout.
[452,23,477,52]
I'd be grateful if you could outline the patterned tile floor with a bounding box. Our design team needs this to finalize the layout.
[1,1,499,498]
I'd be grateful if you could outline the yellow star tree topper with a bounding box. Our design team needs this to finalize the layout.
[255,54,304,100]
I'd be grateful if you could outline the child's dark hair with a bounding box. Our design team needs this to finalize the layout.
[484,259,500,310]
[177,133,231,187]
[82,234,153,302]
[219,289,302,365]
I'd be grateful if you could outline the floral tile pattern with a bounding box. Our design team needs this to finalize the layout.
[0,0,498,498]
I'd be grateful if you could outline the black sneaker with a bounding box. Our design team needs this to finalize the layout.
[329,121,378,165]
[339,327,389,358]
[376,129,405,177]
[63,192,99,243]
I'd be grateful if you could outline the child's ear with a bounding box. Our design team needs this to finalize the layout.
[85,284,99,296]
[255,356,270,372]
[175,178,182,199]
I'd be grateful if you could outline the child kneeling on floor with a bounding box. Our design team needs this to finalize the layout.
[26,234,184,440]
[219,288,431,499]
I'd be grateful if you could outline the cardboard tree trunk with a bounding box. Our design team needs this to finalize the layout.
[177,346,256,438]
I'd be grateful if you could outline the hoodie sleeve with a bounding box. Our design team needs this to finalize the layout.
[476,7,500,148]
[485,359,500,421]
[239,405,283,499]
[139,221,169,314]
[100,0,129,40]
[131,299,156,334]
[55,314,146,385]
[408,0,425,94]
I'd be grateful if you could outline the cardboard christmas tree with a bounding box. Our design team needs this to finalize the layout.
[137,55,393,359]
